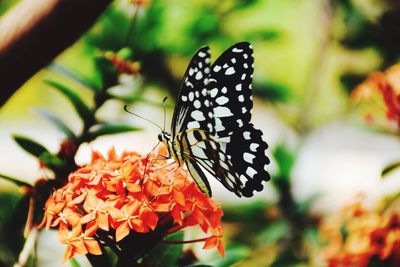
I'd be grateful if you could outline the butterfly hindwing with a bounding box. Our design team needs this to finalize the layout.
[226,124,270,197]
[180,129,241,196]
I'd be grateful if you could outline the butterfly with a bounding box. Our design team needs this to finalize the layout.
[158,42,270,197]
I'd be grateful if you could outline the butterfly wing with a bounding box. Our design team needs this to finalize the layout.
[172,47,214,137]
[207,42,270,197]
[180,129,241,197]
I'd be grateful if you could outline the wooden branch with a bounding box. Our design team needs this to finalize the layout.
[0,0,112,107]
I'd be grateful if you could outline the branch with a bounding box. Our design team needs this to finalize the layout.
[0,0,112,107]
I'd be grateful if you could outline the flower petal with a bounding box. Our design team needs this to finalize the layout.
[116,222,130,242]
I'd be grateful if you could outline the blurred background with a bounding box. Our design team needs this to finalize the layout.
[1,0,400,266]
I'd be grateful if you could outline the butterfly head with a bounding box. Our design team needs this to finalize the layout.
[158,131,171,143]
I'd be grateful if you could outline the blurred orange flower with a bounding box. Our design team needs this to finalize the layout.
[352,64,400,128]
[105,52,140,75]
[38,145,224,261]
[320,200,400,267]
[129,0,151,6]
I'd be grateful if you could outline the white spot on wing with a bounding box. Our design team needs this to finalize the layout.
[194,100,201,108]
[246,166,257,178]
[214,106,233,118]
[207,123,213,132]
[213,65,221,72]
[210,88,218,98]
[198,51,206,58]
[232,48,244,53]
[238,95,244,102]
[182,95,187,101]
[236,84,242,91]
[217,136,231,143]
[243,131,251,140]
[195,71,203,80]
[221,87,227,94]
[191,110,206,121]
[187,121,200,129]
[215,118,225,131]
[188,92,194,101]
[239,175,247,184]
[225,67,235,75]
[250,143,259,152]
[243,152,255,164]
[186,81,194,88]
[216,96,229,105]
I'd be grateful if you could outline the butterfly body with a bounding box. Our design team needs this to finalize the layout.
[160,42,270,197]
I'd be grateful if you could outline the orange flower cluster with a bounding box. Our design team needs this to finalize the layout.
[105,52,140,75]
[352,64,400,128]
[129,0,151,7]
[38,146,224,262]
[320,201,400,267]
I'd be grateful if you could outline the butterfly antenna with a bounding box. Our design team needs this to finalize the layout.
[124,105,163,131]
[162,97,168,131]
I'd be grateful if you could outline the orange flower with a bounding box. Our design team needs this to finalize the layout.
[352,64,400,129]
[38,145,224,261]
[129,0,151,7]
[320,200,400,266]
[57,223,102,262]
[105,52,140,75]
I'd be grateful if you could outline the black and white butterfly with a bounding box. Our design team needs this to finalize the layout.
[158,42,270,197]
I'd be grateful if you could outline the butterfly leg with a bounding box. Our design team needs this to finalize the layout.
[150,165,180,201]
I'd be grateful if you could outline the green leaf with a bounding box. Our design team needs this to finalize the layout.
[253,80,291,103]
[382,161,400,177]
[13,135,66,169]
[48,63,100,92]
[209,244,250,267]
[45,80,93,122]
[95,56,118,90]
[272,145,296,181]
[0,173,32,187]
[244,28,282,41]
[40,151,66,169]
[69,258,81,267]
[89,123,141,138]
[256,219,290,245]
[34,109,76,140]
[13,135,49,158]
[117,47,133,60]
[143,231,184,267]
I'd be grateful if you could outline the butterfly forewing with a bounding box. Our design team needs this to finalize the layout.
[172,47,214,137]
[207,42,254,138]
